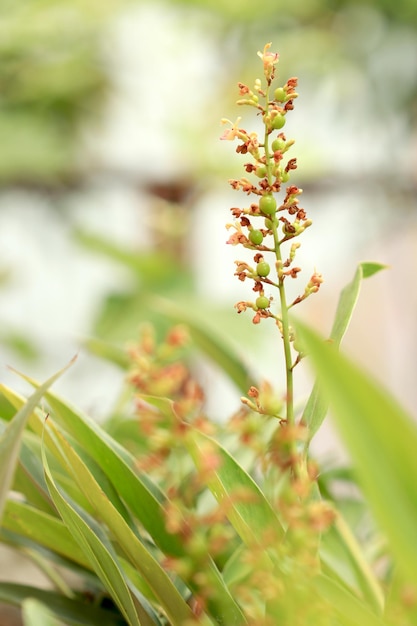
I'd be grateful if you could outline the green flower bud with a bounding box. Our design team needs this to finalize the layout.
[274,87,286,102]
[249,229,264,245]
[271,138,286,152]
[256,261,270,277]
[259,194,277,215]
[272,114,286,130]
[255,166,267,178]
[256,295,270,309]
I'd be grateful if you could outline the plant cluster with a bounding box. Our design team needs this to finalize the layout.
[0,43,416,626]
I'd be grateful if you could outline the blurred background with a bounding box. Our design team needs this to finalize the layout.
[1,0,417,438]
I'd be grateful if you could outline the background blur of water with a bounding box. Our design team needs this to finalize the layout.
[1,0,417,454]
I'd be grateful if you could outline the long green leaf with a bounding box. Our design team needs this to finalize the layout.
[22,598,63,626]
[296,320,417,584]
[187,429,284,547]
[5,374,245,625]
[302,262,386,441]
[44,418,199,626]
[15,384,245,625]
[0,357,75,524]
[2,500,91,569]
[320,512,384,614]
[314,574,387,626]
[0,583,126,626]
[42,445,143,626]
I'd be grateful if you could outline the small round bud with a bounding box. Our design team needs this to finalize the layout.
[272,138,286,152]
[259,194,277,215]
[256,296,270,309]
[249,229,264,245]
[274,87,286,102]
[256,261,270,277]
[264,218,273,229]
[272,114,286,130]
[255,166,267,178]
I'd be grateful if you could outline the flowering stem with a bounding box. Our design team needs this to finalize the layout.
[263,87,294,427]
[222,43,322,476]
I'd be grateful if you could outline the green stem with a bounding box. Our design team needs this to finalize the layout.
[263,85,295,430]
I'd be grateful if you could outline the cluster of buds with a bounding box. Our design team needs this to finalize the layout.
[221,43,322,338]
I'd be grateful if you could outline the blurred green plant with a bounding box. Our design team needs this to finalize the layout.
[0,0,122,185]
[0,42,416,626]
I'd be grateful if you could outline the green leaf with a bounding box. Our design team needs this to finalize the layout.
[42,445,144,626]
[314,574,387,626]
[44,418,198,626]
[296,320,417,585]
[2,500,91,569]
[0,357,75,524]
[320,513,384,615]
[187,429,284,547]
[302,262,387,442]
[9,379,245,625]
[0,583,126,626]
[22,598,63,626]
[150,295,255,393]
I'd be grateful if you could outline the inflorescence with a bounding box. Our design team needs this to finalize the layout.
[221,43,323,354]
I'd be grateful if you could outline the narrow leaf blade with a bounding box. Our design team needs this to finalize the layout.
[0,357,75,523]
[302,262,386,441]
[42,445,142,626]
[297,320,417,584]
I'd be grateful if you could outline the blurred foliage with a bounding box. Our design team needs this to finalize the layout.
[0,0,124,185]
[1,0,416,187]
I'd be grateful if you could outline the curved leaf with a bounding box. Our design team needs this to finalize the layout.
[2,499,90,569]
[0,357,76,524]
[44,417,198,626]
[302,262,387,442]
[22,598,64,626]
[187,429,284,547]
[296,320,417,584]
[0,583,125,626]
[13,382,244,625]
[314,574,387,626]
[42,445,144,626]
